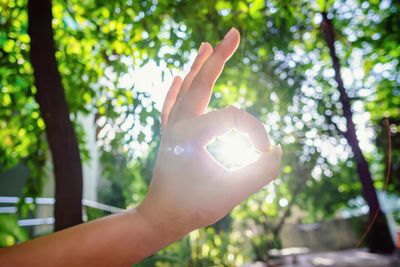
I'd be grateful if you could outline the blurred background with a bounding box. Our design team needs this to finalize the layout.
[0,0,399,266]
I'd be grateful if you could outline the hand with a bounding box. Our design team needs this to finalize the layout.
[0,28,282,267]
[138,28,282,239]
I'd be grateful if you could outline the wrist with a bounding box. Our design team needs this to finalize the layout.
[136,199,188,243]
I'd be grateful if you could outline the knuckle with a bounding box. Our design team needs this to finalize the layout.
[225,105,239,113]
[252,121,265,134]
[212,47,225,60]
[224,106,239,122]
[269,157,282,179]
[223,106,246,128]
[191,77,209,91]
[272,163,281,178]
[214,45,229,61]
[214,52,226,63]
[190,60,201,72]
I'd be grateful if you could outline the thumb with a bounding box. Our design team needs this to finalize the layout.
[228,145,282,202]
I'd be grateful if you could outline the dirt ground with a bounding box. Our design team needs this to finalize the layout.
[244,249,400,267]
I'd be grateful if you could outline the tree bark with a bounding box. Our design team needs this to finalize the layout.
[28,0,83,231]
[321,12,394,253]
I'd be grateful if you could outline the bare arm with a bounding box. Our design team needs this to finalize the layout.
[0,28,282,267]
[0,210,178,266]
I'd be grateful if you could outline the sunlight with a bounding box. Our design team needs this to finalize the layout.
[207,130,260,170]
[126,56,196,111]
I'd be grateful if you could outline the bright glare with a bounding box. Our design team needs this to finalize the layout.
[207,130,260,170]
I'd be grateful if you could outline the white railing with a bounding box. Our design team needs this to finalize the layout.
[0,196,126,227]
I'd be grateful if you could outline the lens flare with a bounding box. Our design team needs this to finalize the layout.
[207,129,260,170]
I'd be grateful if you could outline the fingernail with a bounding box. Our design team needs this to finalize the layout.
[223,27,237,41]
[197,42,206,56]
[275,144,282,159]
[171,76,178,86]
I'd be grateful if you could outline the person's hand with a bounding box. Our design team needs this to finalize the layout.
[0,27,281,267]
[138,28,282,239]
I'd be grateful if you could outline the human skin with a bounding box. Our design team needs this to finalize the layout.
[0,28,282,267]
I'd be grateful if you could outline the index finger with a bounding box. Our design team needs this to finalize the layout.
[183,106,272,152]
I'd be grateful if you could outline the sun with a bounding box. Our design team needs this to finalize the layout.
[206,129,260,170]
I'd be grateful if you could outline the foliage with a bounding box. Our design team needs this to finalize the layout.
[1,0,399,262]
[0,0,46,200]
[0,214,28,248]
[85,207,110,221]
[138,227,248,267]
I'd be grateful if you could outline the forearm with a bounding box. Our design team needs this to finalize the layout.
[0,209,182,267]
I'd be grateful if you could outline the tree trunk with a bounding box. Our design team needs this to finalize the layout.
[28,0,83,231]
[321,12,394,253]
